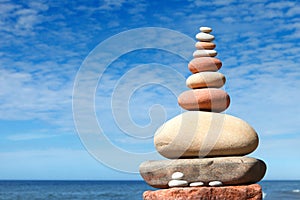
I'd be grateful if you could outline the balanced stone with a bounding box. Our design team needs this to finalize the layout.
[171,172,184,180]
[193,50,217,57]
[186,72,226,89]
[188,57,222,73]
[168,180,188,187]
[143,184,263,200]
[190,182,204,187]
[154,111,258,158]
[177,88,230,112]
[199,26,212,33]
[196,32,214,42]
[209,181,223,186]
[195,41,216,50]
[140,157,266,188]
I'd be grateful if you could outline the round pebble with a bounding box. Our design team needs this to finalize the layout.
[168,180,188,187]
[200,27,212,33]
[193,50,217,57]
[196,32,214,42]
[209,181,223,186]
[186,72,226,89]
[195,42,216,50]
[177,88,230,112]
[171,172,184,180]
[190,182,204,187]
[188,57,222,73]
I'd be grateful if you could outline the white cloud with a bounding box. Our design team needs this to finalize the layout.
[6,133,57,141]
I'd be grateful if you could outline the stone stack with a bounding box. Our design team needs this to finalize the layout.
[139,27,267,200]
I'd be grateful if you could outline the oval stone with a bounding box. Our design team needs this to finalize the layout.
[171,172,184,180]
[168,180,188,187]
[193,50,217,57]
[140,157,266,188]
[186,72,226,89]
[178,88,230,112]
[196,32,214,42]
[195,42,216,50]
[209,181,223,186]
[199,27,212,33]
[188,57,222,73]
[154,111,258,158]
[190,182,204,187]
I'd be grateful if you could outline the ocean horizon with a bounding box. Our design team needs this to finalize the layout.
[0,180,300,199]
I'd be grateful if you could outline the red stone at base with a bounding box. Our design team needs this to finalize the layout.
[143,184,262,200]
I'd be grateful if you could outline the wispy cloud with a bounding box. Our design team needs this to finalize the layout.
[6,133,57,141]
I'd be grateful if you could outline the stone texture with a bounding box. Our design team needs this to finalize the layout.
[195,41,216,50]
[178,88,230,112]
[186,72,226,89]
[154,111,258,158]
[143,184,263,200]
[193,50,217,57]
[196,32,215,42]
[140,157,266,189]
[188,57,222,73]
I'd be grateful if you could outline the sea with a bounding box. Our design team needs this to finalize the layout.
[0,180,299,200]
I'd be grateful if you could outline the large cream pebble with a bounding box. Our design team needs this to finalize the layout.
[154,111,259,158]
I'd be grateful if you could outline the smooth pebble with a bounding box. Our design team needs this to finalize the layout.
[209,181,223,186]
[193,50,217,57]
[195,42,216,50]
[190,182,204,187]
[188,57,222,73]
[196,32,214,42]
[154,111,259,158]
[200,27,212,33]
[186,72,226,89]
[171,172,184,180]
[168,180,188,187]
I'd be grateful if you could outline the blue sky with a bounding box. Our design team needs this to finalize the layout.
[0,0,299,180]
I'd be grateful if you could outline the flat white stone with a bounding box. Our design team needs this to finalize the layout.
[171,172,184,180]
[209,181,223,186]
[196,32,214,42]
[189,182,204,187]
[168,180,188,187]
[200,27,212,33]
[193,50,217,57]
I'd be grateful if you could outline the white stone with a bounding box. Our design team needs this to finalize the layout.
[209,181,223,186]
[193,50,217,57]
[189,182,204,187]
[200,27,212,33]
[171,172,184,180]
[168,180,188,187]
[196,32,214,42]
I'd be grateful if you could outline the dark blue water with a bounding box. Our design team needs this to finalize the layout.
[0,180,299,199]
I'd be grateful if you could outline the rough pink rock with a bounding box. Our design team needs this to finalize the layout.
[143,184,262,200]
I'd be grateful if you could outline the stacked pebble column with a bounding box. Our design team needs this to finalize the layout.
[139,27,267,200]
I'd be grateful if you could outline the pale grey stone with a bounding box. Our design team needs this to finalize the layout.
[139,156,266,189]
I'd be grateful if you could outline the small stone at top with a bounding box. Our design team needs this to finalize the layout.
[200,27,212,33]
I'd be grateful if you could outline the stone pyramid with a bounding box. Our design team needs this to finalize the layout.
[139,27,267,200]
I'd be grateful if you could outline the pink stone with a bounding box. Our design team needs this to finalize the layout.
[188,57,222,73]
[177,88,230,112]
